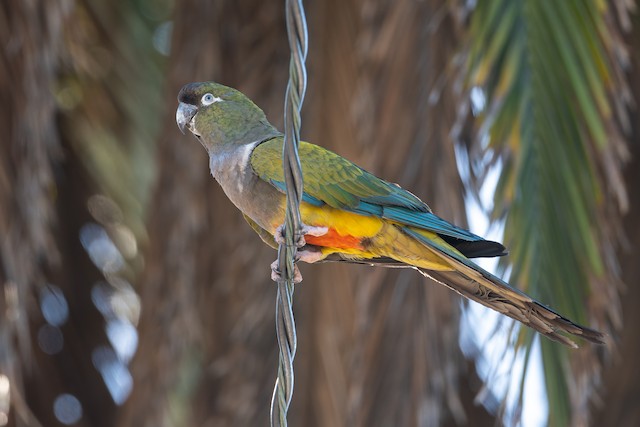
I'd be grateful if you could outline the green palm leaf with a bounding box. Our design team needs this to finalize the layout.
[464,0,629,425]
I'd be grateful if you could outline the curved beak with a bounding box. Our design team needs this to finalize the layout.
[176,102,198,134]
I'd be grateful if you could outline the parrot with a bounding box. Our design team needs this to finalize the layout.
[176,81,604,348]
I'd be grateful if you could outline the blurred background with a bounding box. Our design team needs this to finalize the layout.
[1,0,639,426]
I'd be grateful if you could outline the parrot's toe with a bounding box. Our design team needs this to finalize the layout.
[275,224,328,247]
[296,248,325,264]
[274,225,287,245]
[270,260,303,283]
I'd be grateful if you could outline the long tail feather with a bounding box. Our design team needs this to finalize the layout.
[403,228,605,347]
[321,229,605,347]
[421,270,603,348]
[325,251,604,347]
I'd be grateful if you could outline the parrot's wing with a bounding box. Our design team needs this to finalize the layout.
[251,138,428,210]
[251,138,504,257]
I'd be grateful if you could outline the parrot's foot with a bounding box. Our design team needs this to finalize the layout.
[270,248,324,284]
[274,224,329,247]
[270,260,303,284]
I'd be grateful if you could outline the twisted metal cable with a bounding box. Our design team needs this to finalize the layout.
[270,1,308,426]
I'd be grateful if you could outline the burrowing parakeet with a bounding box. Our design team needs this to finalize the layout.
[176,81,604,348]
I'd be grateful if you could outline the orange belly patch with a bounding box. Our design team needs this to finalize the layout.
[305,228,363,250]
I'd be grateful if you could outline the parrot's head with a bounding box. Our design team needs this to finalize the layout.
[176,81,279,150]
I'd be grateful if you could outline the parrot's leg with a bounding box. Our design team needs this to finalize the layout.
[274,224,329,247]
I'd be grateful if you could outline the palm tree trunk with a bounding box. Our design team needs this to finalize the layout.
[591,12,640,425]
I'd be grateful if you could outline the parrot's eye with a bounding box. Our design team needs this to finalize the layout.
[201,93,222,106]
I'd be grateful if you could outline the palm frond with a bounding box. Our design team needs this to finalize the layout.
[463,0,630,425]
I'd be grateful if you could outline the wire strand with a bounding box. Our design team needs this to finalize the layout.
[270,0,308,426]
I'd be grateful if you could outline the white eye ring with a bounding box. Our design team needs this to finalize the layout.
[202,93,223,106]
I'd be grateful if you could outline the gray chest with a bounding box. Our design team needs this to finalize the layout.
[208,143,283,231]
